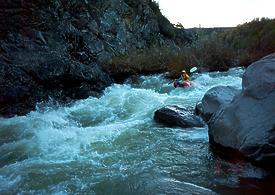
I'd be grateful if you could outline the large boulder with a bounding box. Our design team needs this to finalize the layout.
[154,105,205,128]
[208,54,275,167]
[195,86,240,122]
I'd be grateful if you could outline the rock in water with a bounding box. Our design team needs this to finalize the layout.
[208,54,275,168]
[195,86,241,122]
[154,105,205,128]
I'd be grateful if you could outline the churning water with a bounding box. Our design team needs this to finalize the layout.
[0,68,270,194]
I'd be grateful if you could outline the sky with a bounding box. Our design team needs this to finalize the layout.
[155,0,275,28]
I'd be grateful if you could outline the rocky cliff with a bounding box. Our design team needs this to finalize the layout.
[0,0,192,117]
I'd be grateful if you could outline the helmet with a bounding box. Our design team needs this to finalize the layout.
[182,70,186,73]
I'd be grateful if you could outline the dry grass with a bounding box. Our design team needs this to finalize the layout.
[107,46,199,79]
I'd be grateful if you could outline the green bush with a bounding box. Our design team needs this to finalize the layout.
[221,18,275,66]
[183,18,275,71]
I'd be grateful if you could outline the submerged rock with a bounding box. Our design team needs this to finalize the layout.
[154,105,205,128]
[195,86,241,122]
[208,54,275,168]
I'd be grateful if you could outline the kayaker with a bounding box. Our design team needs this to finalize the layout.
[173,68,193,88]
[181,70,190,81]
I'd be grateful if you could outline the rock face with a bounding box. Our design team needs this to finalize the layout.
[154,106,205,128]
[0,0,192,117]
[208,54,275,167]
[195,86,241,122]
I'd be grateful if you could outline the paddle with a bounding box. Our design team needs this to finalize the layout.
[170,67,198,86]
[176,67,198,80]
[190,67,198,74]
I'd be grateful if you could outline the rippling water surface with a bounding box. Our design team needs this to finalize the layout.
[1,68,271,194]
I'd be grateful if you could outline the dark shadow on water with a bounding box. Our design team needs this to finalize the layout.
[214,176,275,195]
[208,142,275,194]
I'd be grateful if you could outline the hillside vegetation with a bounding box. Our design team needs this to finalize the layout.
[168,18,275,76]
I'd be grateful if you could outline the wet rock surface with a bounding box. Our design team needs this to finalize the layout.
[195,86,241,122]
[154,105,205,128]
[208,54,275,168]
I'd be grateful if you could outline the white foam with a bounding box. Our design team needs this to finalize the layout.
[0,67,245,193]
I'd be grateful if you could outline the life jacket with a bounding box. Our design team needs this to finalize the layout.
[182,73,190,81]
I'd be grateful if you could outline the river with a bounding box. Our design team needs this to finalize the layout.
[0,68,270,194]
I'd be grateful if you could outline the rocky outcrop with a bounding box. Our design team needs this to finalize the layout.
[0,31,113,117]
[0,0,192,117]
[195,86,240,122]
[208,54,275,168]
[154,106,205,128]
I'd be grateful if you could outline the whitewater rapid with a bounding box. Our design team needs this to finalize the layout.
[2,68,266,194]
